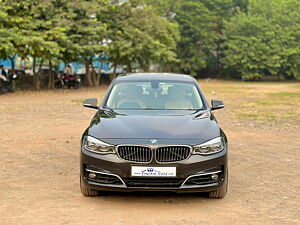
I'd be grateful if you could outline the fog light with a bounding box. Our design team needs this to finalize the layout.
[211,174,219,181]
[88,172,97,179]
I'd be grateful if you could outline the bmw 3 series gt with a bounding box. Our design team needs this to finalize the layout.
[80,73,228,198]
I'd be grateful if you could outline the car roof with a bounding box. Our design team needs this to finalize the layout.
[116,73,195,82]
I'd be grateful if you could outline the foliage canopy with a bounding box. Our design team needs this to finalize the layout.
[0,0,299,90]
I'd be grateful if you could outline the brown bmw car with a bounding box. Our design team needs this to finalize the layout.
[80,73,228,198]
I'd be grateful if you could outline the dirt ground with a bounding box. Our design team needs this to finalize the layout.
[0,80,299,225]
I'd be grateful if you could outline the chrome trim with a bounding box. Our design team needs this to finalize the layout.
[116,145,154,163]
[116,144,192,164]
[85,168,126,187]
[154,145,192,164]
[181,170,222,186]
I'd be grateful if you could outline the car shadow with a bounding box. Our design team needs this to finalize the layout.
[89,191,212,204]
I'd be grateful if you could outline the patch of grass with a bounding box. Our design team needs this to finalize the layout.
[255,100,293,106]
[228,87,300,124]
[282,111,299,120]
[233,110,278,122]
[69,99,84,104]
[0,106,23,111]
[269,92,300,98]
[255,100,276,106]
[292,84,300,89]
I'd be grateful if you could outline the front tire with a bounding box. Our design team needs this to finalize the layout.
[54,80,63,88]
[73,81,79,89]
[7,83,13,92]
[80,177,99,197]
[208,171,228,199]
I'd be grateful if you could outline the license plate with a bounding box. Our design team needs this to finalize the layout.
[131,166,176,177]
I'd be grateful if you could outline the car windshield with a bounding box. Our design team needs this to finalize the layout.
[106,81,204,110]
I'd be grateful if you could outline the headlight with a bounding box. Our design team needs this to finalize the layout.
[84,136,115,154]
[193,137,224,155]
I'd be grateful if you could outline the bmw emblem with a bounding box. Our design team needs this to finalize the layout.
[150,139,158,144]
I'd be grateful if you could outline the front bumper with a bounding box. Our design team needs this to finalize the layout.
[80,145,228,193]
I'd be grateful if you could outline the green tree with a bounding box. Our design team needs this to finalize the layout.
[222,0,300,80]
[61,0,108,87]
[1,0,68,90]
[0,0,31,75]
[104,0,178,73]
[232,0,248,12]
[174,0,217,74]
[147,0,233,76]
[196,0,234,77]
[29,1,70,90]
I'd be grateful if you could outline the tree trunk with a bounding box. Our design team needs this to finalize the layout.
[33,57,43,90]
[9,55,16,75]
[167,64,173,72]
[113,65,117,79]
[91,66,97,87]
[215,21,224,78]
[48,59,54,89]
[95,73,101,87]
[85,60,93,87]
[95,61,103,87]
[33,57,39,90]
[113,60,118,78]
[216,41,221,78]
[127,63,132,73]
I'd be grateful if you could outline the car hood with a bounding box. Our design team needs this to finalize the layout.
[87,110,220,142]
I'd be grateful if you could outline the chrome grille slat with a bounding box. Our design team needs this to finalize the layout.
[118,145,190,163]
[118,146,152,162]
[156,146,190,163]
[140,147,142,162]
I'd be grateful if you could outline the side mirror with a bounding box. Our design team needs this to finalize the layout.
[211,99,224,111]
[83,98,98,109]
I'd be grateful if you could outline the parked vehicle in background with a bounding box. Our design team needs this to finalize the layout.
[0,74,18,94]
[55,71,81,89]
[8,68,26,77]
